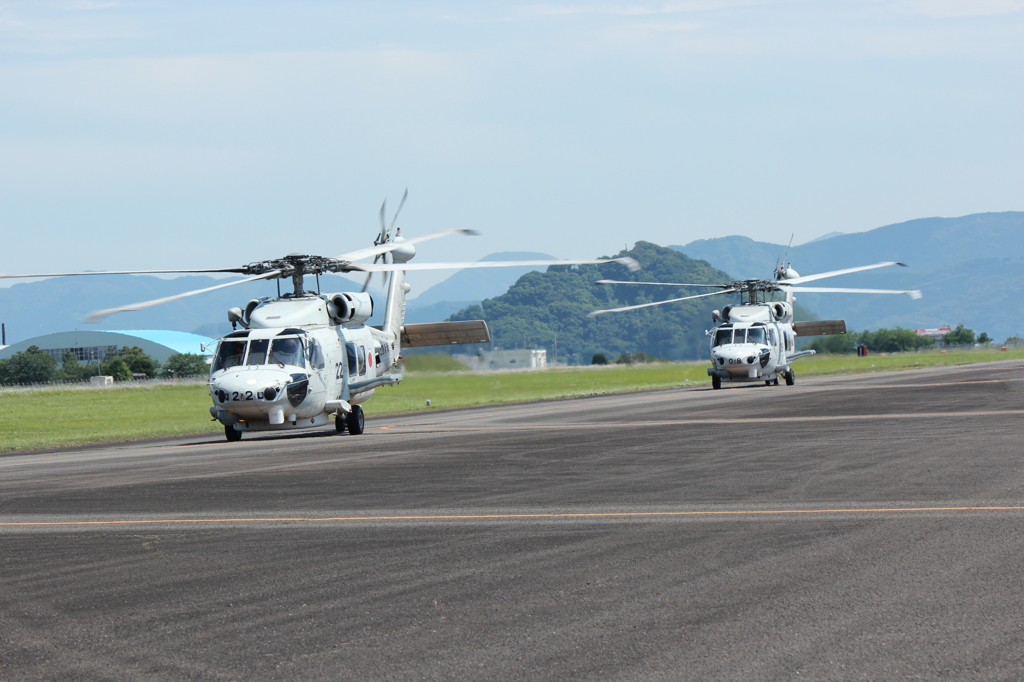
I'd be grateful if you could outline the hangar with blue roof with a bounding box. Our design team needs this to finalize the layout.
[0,330,214,365]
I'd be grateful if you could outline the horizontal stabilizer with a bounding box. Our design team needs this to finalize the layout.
[793,320,847,337]
[401,320,491,347]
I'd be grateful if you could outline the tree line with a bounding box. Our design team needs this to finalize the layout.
[806,324,993,354]
[0,346,210,386]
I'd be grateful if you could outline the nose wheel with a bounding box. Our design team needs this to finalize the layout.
[711,375,722,390]
[224,425,242,442]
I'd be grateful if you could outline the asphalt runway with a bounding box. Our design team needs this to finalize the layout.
[2,361,1024,680]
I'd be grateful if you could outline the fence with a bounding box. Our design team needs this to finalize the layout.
[0,376,209,394]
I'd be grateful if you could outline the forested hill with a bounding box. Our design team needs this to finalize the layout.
[447,242,734,363]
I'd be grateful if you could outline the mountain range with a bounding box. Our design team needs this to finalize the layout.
[671,212,1024,341]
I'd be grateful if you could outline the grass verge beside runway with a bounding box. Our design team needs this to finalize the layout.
[2,348,1022,453]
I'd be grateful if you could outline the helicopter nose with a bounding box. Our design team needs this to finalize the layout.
[211,370,290,404]
[714,349,758,371]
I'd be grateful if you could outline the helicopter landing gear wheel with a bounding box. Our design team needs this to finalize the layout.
[711,375,721,390]
[224,425,242,442]
[334,414,347,434]
[773,377,780,386]
[765,380,772,386]
[346,405,365,435]
[785,370,795,386]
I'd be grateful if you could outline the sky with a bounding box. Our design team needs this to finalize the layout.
[1,0,1021,296]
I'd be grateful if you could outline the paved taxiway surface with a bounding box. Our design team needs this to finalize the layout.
[2,361,1024,680]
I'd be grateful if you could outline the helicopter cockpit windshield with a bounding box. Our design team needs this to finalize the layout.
[212,336,308,372]
[713,325,767,347]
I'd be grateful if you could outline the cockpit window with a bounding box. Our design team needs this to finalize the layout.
[732,329,747,344]
[713,329,732,347]
[246,339,270,365]
[269,337,306,367]
[213,337,308,370]
[213,340,246,372]
[747,327,766,344]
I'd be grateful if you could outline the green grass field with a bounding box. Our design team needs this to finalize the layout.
[2,347,1021,453]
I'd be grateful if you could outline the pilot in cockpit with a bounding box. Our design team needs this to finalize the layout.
[270,338,304,367]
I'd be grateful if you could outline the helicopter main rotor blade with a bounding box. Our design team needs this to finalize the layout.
[83,270,283,323]
[587,288,737,317]
[783,261,906,285]
[346,257,641,273]
[0,267,248,280]
[595,279,729,288]
[781,285,923,299]
[333,228,479,264]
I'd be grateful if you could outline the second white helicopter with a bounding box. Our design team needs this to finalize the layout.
[589,260,922,389]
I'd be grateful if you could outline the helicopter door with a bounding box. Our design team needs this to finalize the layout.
[306,338,327,401]
[328,337,345,397]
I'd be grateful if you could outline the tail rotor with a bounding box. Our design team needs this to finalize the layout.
[362,188,409,293]
[774,234,795,280]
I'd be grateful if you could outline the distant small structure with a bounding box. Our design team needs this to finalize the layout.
[914,327,951,340]
[461,349,548,371]
[90,376,114,387]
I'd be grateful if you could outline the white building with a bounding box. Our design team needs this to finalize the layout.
[462,349,548,371]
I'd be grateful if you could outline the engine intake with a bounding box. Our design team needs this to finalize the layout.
[771,302,792,322]
[329,292,374,325]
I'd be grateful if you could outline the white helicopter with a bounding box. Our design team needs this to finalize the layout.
[2,192,639,440]
[588,259,921,389]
